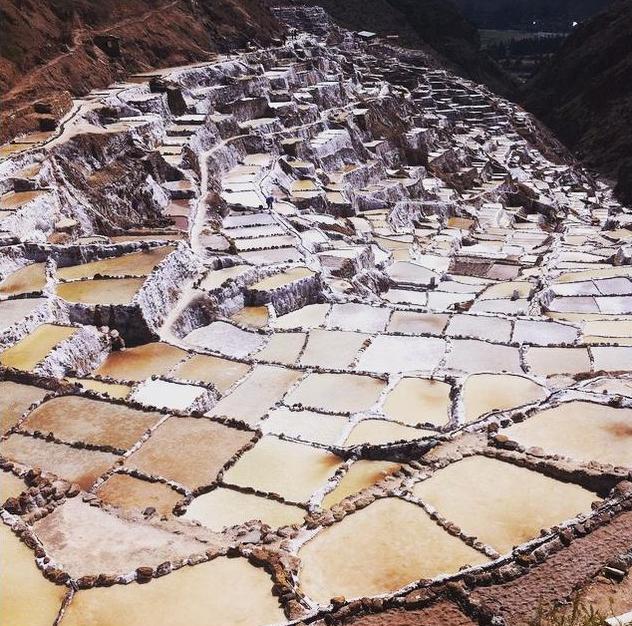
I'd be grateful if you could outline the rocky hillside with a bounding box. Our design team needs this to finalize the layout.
[300,0,517,98]
[523,0,632,204]
[0,0,283,142]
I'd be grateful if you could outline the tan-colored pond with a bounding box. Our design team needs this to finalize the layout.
[271,303,329,329]
[94,342,188,381]
[250,266,314,291]
[96,473,182,516]
[224,436,342,503]
[504,401,632,467]
[285,372,386,414]
[22,396,162,450]
[56,277,145,305]
[230,306,270,328]
[255,332,306,365]
[299,497,487,604]
[261,407,348,445]
[345,420,433,446]
[383,378,451,427]
[0,324,76,371]
[173,354,250,392]
[322,461,401,509]
[462,374,546,423]
[126,417,253,490]
[1,469,27,503]
[0,381,48,433]
[61,556,284,626]
[0,263,46,296]
[413,456,597,554]
[57,246,174,280]
[184,487,305,530]
[65,377,132,399]
[300,330,367,369]
[0,523,66,626]
[0,434,119,490]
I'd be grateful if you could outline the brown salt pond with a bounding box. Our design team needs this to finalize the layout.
[0,324,76,371]
[61,556,285,626]
[504,401,632,467]
[0,523,67,626]
[96,474,182,517]
[284,372,386,414]
[321,460,401,509]
[172,354,250,392]
[94,342,188,381]
[125,417,254,490]
[299,497,487,603]
[223,436,343,503]
[56,277,145,305]
[383,378,451,427]
[57,246,175,280]
[229,305,270,328]
[0,469,27,503]
[250,266,314,291]
[22,396,163,450]
[462,374,546,423]
[413,456,597,554]
[0,434,119,490]
[0,380,49,433]
[0,262,46,296]
[184,487,305,530]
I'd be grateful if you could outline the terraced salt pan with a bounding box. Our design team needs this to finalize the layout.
[387,311,449,335]
[299,497,488,604]
[445,340,522,375]
[0,380,49,432]
[61,556,284,626]
[462,374,546,423]
[383,378,451,427]
[224,436,342,503]
[300,329,367,369]
[524,346,591,376]
[250,266,314,291]
[208,365,301,425]
[0,434,118,489]
[65,377,132,399]
[0,523,66,626]
[126,417,254,490]
[185,321,265,357]
[271,303,329,329]
[327,303,390,333]
[172,354,250,392]
[413,456,597,554]
[255,332,306,364]
[321,460,401,509]
[56,277,145,305]
[230,306,270,328]
[345,419,434,446]
[96,473,182,516]
[131,379,207,411]
[0,263,46,296]
[261,407,348,445]
[445,314,512,343]
[199,265,250,290]
[0,469,27,502]
[184,487,305,530]
[0,324,77,371]
[94,342,188,381]
[357,336,446,374]
[504,401,632,467]
[57,247,174,280]
[285,372,386,413]
[0,297,45,332]
[22,396,162,450]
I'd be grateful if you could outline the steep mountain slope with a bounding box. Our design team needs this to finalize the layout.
[523,0,632,203]
[293,0,517,98]
[0,0,283,142]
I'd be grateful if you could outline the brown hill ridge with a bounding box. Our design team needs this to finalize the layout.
[0,0,283,142]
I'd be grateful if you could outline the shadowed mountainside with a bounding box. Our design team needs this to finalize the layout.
[523,0,632,204]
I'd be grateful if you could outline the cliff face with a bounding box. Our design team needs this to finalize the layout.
[289,0,517,98]
[0,0,284,142]
[523,0,632,204]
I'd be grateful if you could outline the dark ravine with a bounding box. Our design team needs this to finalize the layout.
[523,0,632,204]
